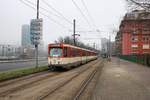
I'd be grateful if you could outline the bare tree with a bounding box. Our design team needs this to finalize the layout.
[126,0,150,11]
[56,36,98,51]
[58,37,64,43]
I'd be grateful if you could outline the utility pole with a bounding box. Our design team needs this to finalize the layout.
[109,33,110,57]
[93,43,96,49]
[108,32,111,60]
[35,0,39,68]
[0,45,3,56]
[73,19,76,46]
[0,45,1,56]
[37,0,39,19]
[30,0,42,68]
[2,45,5,57]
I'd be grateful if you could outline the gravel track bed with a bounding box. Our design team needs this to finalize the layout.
[78,61,104,100]
[43,60,103,100]
[0,60,101,100]
[0,72,59,97]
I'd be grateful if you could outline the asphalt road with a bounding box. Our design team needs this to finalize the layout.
[0,60,48,72]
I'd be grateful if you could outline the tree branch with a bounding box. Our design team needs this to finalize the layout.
[127,0,150,11]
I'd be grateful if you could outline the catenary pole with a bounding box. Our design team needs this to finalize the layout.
[35,0,39,68]
[73,19,76,46]
[37,0,39,19]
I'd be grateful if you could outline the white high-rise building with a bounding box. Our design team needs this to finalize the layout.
[21,24,31,47]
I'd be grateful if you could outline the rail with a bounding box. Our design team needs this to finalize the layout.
[38,60,100,100]
[73,67,98,100]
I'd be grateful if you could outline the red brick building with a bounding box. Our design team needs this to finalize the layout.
[116,10,150,55]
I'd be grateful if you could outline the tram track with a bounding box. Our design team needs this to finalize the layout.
[74,67,98,100]
[38,61,99,100]
[0,71,60,97]
[74,60,104,100]
[0,59,102,100]
[42,60,103,100]
[35,60,100,100]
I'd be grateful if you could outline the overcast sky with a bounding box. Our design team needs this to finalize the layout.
[0,0,127,49]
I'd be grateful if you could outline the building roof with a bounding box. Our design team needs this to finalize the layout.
[124,10,150,20]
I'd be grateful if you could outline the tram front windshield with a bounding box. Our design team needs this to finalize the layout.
[50,48,62,57]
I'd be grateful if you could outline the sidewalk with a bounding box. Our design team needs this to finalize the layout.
[92,57,150,100]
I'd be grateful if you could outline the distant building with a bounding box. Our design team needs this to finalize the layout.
[0,45,20,57]
[110,42,116,56]
[21,24,31,47]
[116,10,150,55]
[101,38,109,54]
[21,24,36,58]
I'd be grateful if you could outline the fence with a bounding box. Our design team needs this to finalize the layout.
[120,54,150,67]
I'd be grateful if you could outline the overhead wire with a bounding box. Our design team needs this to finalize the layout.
[81,0,96,28]
[42,0,86,31]
[40,0,85,32]
[20,0,96,33]
[72,0,92,28]
[23,0,69,22]
[83,36,102,39]
[42,0,73,25]
[19,0,69,29]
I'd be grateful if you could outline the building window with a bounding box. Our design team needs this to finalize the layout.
[143,52,149,54]
[131,52,138,55]
[131,36,138,42]
[131,28,141,34]
[131,30,137,34]
[143,36,149,42]
[142,28,150,34]
[131,44,138,50]
[143,44,149,49]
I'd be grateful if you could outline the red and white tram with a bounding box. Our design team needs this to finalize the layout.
[48,43,97,70]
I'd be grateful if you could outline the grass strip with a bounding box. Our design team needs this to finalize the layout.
[0,65,48,82]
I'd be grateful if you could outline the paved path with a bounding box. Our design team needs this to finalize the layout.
[92,57,150,100]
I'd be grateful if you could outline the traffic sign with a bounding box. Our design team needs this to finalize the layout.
[30,18,43,45]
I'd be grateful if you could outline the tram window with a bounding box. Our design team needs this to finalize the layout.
[72,48,78,57]
[83,51,86,56]
[50,48,62,57]
[72,49,76,57]
[77,49,80,56]
[64,47,67,57]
